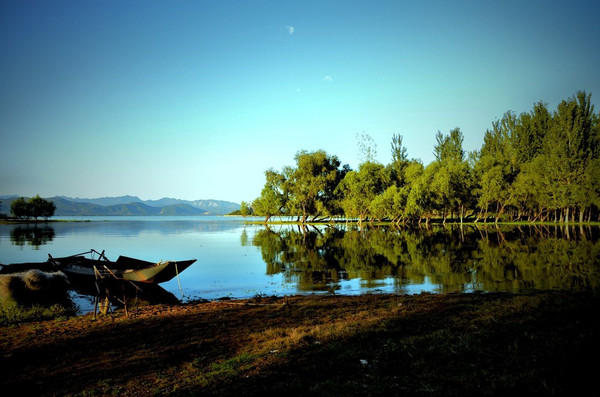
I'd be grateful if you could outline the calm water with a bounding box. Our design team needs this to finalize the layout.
[1,216,599,312]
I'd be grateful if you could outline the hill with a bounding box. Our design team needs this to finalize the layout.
[0,195,238,216]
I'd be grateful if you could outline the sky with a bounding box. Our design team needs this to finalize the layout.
[1,0,599,204]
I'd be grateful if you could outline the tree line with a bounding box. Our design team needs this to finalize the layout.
[250,91,600,224]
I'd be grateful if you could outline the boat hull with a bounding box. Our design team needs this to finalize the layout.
[49,253,196,284]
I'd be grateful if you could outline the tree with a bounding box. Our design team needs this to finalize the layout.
[389,133,410,187]
[11,197,30,220]
[252,91,598,224]
[10,195,56,221]
[391,133,408,164]
[253,169,287,222]
[433,127,464,163]
[30,195,56,221]
[539,91,598,222]
[431,128,472,223]
[514,102,550,164]
[473,113,520,222]
[405,162,437,223]
[283,150,344,222]
[239,201,252,217]
[337,161,389,223]
[357,132,377,164]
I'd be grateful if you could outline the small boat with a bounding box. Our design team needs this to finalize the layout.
[48,250,197,284]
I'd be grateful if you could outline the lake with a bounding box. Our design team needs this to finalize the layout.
[1,216,599,313]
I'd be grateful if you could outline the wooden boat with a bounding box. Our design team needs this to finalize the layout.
[48,250,196,284]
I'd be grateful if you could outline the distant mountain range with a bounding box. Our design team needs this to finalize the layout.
[0,195,240,216]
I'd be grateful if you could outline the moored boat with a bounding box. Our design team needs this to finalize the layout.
[48,250,197,284]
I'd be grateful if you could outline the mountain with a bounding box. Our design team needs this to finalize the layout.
[51,197,107,215]
[60,195,144,207]
[188,199,240,215]
[159,204,208,216]
[144,197,184,207]
[60,196,240,215]
[0,195,238,216]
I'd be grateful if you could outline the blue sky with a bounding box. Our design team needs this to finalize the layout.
[1,0,599,204]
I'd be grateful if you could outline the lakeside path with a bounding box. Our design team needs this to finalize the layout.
[1,291,599,396]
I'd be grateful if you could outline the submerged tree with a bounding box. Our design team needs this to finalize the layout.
[284,150,346,222]
[251,91,599,224]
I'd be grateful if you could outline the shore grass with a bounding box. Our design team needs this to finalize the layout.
[0,303,78,326]
[1,291,598,396]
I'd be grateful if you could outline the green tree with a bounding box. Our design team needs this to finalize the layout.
[434,128,464,163]
[473,113,520,222]
[338,161,389,223]
[11,197,30,220]
[540,91,598,222]
[514,102,551,164]
[431,128,472,223]
[389,133,411,187]
[405,161,436,222]
[283,150,345,222]
[10,195,55,221]
[391,133,408,164]
[29,195,56,221]
[239,201,252,217]
[253,169,287,222]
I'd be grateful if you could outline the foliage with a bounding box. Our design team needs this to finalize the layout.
[252,91,600,223]
[10,195,56,221]
[239,201,253,217]
[253,151,348,222]
[337,161,389,222]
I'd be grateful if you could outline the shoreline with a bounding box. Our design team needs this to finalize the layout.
[3,216,600,227]
[2,290,598,396]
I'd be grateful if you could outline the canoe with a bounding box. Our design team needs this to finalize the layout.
[48,250,196,284]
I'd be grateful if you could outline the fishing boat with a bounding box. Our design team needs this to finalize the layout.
[48,249,197,284]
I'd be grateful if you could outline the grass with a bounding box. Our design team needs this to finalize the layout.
[1,291,598,396]
[0,302,77,326]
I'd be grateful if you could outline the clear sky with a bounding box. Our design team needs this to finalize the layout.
[1,0,599,204]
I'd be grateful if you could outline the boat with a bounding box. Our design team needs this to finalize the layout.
[47,249,197,284]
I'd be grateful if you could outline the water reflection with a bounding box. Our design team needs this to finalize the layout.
[249,224,600,293]
[68,277,180,315]
[10,226,55,248]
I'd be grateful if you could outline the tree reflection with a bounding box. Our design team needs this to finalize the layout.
[250,224,600,293]
[10,226,55,249]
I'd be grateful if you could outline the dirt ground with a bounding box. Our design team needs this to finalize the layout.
[1,291,599,396]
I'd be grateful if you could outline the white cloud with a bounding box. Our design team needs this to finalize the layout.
[324,75,333,82]
[286,26,295,35]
